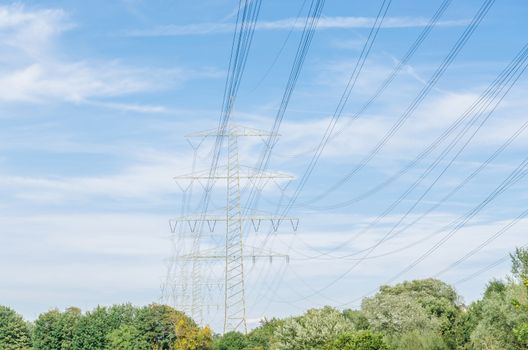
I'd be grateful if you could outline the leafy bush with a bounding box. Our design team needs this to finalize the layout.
[388,330,448,350]
[213,331,249,350]
[0,305,32,350]
[324,330,388,350]
[107,324,148,350]
[271,306,354,350]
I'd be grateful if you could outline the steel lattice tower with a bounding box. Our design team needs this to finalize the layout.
[224,130,246,332]
[165,123,298,333]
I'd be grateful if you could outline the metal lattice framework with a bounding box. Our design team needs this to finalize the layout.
[164,124,297,333]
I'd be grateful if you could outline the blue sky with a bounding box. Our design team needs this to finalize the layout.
[0,0,527,331]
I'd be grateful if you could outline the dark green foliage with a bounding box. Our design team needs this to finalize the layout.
[342,309,369,330]
[33,307,80,350]
[134,303,192,350]
[32,309,62,350]
[246,318,283,349]
[72,304,138,350]
[324,330,388,350]
[0,306,31,350]
[484,279,507,298]
[72,306,112,350]
[213,332,249,350]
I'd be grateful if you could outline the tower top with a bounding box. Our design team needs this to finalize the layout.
[185,123,280,138]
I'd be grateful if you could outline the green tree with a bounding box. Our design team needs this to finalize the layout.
[61,307,82,350]
[484,279,507,298]
[246,318,284,350]
[72,306,111,350]
[467,282,526,349]
[514,322,528,347]
[135,304,193,350]
[33,307,81,350]
[213,332,248,350]
[511,247,528,280]
[272,306,354,350]
[361,279,463,348]
[389,330,448,350]
[33,309,63,350]
[342,309,369,331]
[324,330,388,350]
[107,324,148,350]
[174,318,212,350]
[72,305,136,350]
[0,306,31,350]
[362,292,435,335]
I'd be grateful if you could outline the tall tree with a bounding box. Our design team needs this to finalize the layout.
[33,307,81,350]
[272,306,354,350]
[135,304,194,350]
[0,305,31,350]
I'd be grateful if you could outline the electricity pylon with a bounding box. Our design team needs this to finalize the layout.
[168,123,297,334]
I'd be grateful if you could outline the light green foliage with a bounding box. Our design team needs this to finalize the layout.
[107,324,147,350]
[0,305,32,350]
[466,249,528,350]
[389,330,448,350]
[271,306,354,350]
[33,307,81,350]
[468,283,526,350]
[511,247,528,280]
[361,278,462,349]
[362,291,436,334]
[323,330,388,350]
[173,318,212,350]
[514,322,528,346]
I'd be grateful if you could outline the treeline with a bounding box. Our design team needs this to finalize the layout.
[1,247,528,350]
[0,304,212,350]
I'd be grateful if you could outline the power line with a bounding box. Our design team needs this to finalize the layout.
[341,155,528,307]
[274,0,453,160]
[270,43,528,305]
[285,41,528,261]
[301,0,496,206]
[452,244,528,285]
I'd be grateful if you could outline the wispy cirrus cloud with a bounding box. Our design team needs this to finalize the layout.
[0,4,72,58]
[0,4,221,108]
[126,16,469,37]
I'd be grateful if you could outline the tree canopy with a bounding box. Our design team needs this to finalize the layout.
[2,247,528,350]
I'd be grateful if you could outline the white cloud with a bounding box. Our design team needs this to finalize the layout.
[126,16,469,37]
[0,4,71,58]
[90,101,171,114]
[0,4,220,106]
[0,213,170,318]
[0,150,193,204]
[0,62,172,103]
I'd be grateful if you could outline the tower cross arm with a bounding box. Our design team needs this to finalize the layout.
[185,124,280,138]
